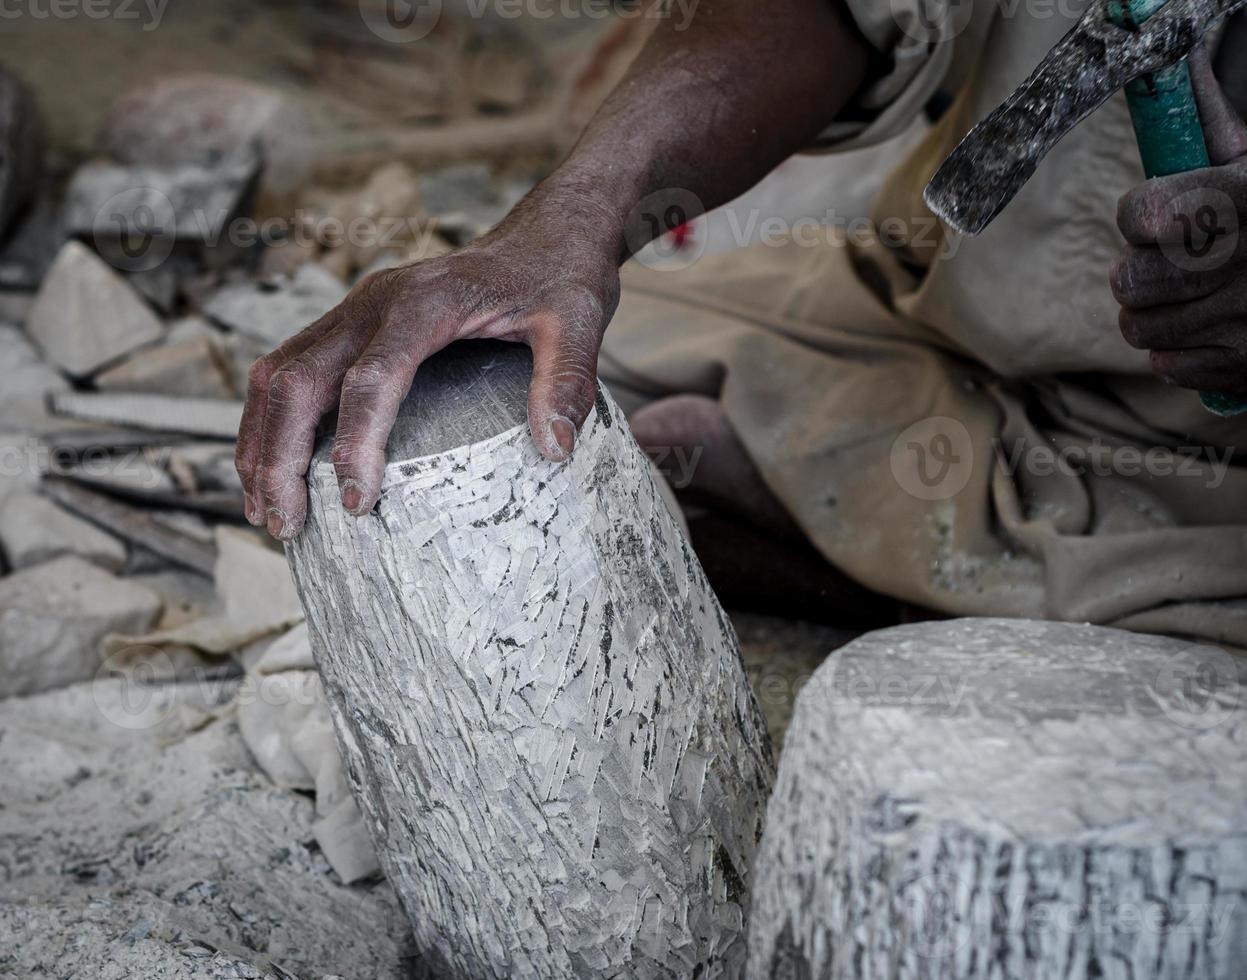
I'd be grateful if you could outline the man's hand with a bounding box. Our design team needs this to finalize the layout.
[236,0,870,540]
[235,207,620,540]
[1112,44,1247,397]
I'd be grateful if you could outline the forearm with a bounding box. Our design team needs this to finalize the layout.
[510,0,871,262]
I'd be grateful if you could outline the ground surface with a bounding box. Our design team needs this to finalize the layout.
[0,611,842,979]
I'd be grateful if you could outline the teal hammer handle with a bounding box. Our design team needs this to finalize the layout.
[1109,0,1247,417]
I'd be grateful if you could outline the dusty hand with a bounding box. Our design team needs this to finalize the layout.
[1112,45,1247,396]
[235,205,621,540]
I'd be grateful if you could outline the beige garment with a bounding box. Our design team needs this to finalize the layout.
[599,3,1247,646]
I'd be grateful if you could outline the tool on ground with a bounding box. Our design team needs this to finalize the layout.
[923,0,1247,416]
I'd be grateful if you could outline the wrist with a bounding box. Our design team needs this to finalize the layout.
[507,161,646,267]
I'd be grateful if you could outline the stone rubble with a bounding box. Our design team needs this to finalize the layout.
[0,555,162,699]
[0,323,69,433]
[63,155,260,250]
[0,490,127,572]
[0,678,414,979]
[26,241,165,377]
[0,36,812,976]
[95,335,238,400]
[204,263,348,347]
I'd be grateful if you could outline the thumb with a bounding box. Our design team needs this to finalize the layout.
[525,311,603,463]
[1190,41,1247,166]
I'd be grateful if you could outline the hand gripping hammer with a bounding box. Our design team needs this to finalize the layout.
[924,0,1247,415]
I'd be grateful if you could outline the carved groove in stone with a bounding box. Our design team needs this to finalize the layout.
[288,341,775,979]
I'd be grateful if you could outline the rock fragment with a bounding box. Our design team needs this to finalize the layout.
[0,491,127,572]
[98,73,314,211]
[203,263,346,346]
[95,336,237,399]
[0,289,35,326]
[26,241,164,377]
[63,156,259,268]
[0,556,161,699]
[0,323,69,432]
[47,391,243,440]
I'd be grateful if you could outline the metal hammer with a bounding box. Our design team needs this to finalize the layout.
[925,0,1247,414]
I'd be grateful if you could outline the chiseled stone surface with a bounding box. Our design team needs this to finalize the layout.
[288,343,775,979]
[0,555,161,698]
[25,241,164,377]
[748,618,1247,980]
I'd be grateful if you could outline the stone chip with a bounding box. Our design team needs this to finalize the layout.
[0,555,162,698]
[26,241,165,377]
[0,491,127,572]
[95,336,237,399]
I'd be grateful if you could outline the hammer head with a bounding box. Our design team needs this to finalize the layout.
[923,0,1244,235]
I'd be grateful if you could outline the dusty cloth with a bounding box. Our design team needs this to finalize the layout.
[599,4,1247,647]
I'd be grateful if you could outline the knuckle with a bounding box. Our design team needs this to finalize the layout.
[341,356,397,397]
[247,355,277,394]
[267,364,316,405]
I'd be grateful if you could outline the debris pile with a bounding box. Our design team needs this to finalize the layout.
[0,51,564,977]
[0,10,840,975]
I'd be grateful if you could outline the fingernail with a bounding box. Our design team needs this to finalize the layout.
[266,507,287,539]
[341,480,364,515]
[244,493,261,525]
[549,416,576,459]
